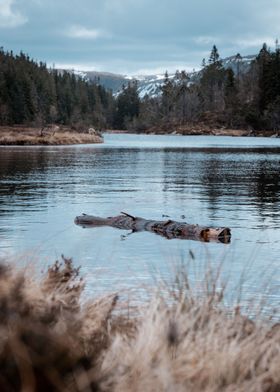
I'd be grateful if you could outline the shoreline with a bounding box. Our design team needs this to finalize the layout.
[0,125,104,145]
[106,127,280,138]
[1,125,279,145]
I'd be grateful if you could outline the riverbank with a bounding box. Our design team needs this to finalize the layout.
[1,256,279,391]
[164,124,279,137]
[0,125,103,145]
[106,125,280,137]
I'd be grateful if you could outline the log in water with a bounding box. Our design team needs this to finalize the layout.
[75,212,231,243]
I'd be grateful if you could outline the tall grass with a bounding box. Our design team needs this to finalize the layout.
[0,256,279,391]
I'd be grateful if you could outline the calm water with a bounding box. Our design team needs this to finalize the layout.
[0,134,280,309]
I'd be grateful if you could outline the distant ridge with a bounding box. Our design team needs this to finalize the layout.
[62,54,257,97]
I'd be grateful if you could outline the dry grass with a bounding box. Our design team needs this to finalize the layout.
[145,124,253,136]
[0,256,279,391]
[0,126,103,145]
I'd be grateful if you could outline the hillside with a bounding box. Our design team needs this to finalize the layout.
[64,54,257,98]
[0,49,114,131]
[2,45,280,134]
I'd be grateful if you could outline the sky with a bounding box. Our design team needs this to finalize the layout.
[0,0,280,75]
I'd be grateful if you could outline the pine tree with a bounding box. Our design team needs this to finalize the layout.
[235,53,242,86]
[0,48,114,128]
[161,71,175,119]
[114,81,140,129]
[200,45,226,111]
[208,45,222,66]
[257,43,271,112]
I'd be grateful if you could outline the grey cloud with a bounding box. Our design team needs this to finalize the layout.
[0,0,27,28]
[1,0,280,74]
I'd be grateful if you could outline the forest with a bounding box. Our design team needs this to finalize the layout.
[127,44,280,133]
[0,48,115,130]
[0,44,280,133]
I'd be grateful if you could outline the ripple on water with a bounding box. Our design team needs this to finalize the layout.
[0,134,280,310]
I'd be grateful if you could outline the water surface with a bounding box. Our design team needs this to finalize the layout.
[0,134,280,309]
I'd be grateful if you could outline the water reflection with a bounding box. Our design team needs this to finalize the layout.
[1,143,280,224]
[0,135,280,308]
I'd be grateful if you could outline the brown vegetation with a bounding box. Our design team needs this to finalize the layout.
[0,256,279,391]
[0,126,103,145]
[136,115,279,137]
[142,123,255,137]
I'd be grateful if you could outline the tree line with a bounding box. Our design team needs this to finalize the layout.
[1,44,280,132]
[123,43,280,132]
[0,48,115,130]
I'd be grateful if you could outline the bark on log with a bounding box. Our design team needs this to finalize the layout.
[74,213,231,244]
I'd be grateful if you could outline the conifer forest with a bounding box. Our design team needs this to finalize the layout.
[1,44,280,133]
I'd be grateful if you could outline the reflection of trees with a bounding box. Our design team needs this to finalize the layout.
[199,150,280,221]
[162,148,191,193]
[1,145,280,225]
[0,148,50,214]
[200,157,223,213]
[249,161,280,213]
[159,147,280,224]
[0,147,81,215]
[0,146,143,216]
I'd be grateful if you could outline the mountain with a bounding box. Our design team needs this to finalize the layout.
[70,70,169,98]
[63,54,257,98]
[222,54,256,73]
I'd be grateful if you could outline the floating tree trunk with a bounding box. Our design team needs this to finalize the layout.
[75,212,231,244]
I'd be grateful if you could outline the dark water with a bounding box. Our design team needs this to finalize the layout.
[0,134,280,308]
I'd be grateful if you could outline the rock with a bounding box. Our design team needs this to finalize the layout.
[88,128,103,137]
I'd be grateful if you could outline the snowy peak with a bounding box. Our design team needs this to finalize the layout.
[221,54,256,73]
[62,53,256,98]
[131,74,175,99]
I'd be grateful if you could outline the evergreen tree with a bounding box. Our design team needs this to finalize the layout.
[208,45,221,66]
[114,81,140,129]
[235,53,242,86]
[174,70,190,122]
[0,48,114,129]
[161,71,176,119]
[256,43,272,112]
[224,68,237,107]
[200,45,226,111]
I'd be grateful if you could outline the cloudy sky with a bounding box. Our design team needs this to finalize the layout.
[0,0,279,75]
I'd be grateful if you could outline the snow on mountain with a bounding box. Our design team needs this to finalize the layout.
[135,74,175,98]
[62,54,256,98]
[73,70,89,80]
[221,54,256,73]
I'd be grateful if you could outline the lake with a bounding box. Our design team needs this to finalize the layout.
[0,134,280,310]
